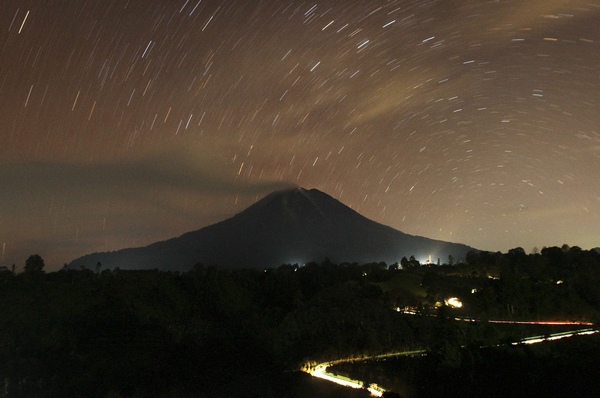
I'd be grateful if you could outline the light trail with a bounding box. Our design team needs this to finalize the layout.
[453,317,594,326]
[304,317,598,396]
[306,349,426,396]
[513,328,598,345]
[487,319,594,326]
[311,364,381,395]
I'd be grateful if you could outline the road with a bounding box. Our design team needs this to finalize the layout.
[306,349,427,397]
[304,319,598,397]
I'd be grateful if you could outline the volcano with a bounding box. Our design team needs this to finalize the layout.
[68,188,476,270]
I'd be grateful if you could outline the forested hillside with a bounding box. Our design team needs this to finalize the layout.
[1,261,424,397]
[1,245,599,397]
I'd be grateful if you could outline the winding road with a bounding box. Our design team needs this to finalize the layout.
[304,319,597,397]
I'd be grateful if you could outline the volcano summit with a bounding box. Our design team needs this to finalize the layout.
[68,188,475,270]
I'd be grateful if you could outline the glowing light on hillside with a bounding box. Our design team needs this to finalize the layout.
[445,297,463,308]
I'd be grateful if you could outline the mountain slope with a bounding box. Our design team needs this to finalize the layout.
[68,188,476,270]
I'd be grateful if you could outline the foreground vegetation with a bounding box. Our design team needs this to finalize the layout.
[0,260,423,397]
[1,245,599,397]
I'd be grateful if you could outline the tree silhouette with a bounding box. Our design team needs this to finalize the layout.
[24,254,45,274]
[400,256,409,269]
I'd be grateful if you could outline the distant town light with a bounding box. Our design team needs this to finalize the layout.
[445,297,463,308]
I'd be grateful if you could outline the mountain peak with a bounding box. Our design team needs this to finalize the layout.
[68,188,476,271]
[257,187,323,201]
[236,187,359,225]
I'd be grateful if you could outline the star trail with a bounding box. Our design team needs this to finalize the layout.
[1,0,600,270]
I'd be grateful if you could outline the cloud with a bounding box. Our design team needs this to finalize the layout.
[0,151,296,207]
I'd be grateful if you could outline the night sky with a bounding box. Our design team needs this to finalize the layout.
[2,0,600,271]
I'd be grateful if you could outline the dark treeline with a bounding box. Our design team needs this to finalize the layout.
[1,246,599,397]
[421,245,600,322]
